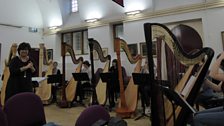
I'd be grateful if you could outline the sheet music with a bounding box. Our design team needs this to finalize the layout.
[181,75,196,97]
[32,77,47,83]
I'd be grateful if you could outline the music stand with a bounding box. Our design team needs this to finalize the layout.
[47,74,63,84]
[31,77,47,93]
[132,73,150,120]
[160,85,196,125]
[100,72,117,110]
[72,73,90,106]
[72,73,90,81]
[100,72,114,83]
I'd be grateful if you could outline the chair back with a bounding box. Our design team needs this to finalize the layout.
[4,92,46,126]
[75,105,110,126]
[0,106,7,126]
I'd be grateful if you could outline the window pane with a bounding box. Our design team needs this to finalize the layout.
[63,33,72,46]
[115,25,124,39]
[83,31,89,54]
[71,0,78,12]
[73,32,82,54]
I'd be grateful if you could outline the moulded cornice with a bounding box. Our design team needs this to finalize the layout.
[44,0,224,35]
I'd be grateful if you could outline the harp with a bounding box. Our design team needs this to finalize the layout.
[88,38,111,105]
[61,42,83,107]
[114,38,142,118]
[1,43,17,106]
[144,23,214,126]
[35,43,53,104]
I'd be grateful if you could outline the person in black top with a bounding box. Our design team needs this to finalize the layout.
[5,42,36,102]
[51,61,61,103]
[75,60,91,103]
[108,59,129,109]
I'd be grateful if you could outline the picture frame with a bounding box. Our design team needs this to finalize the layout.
[140,42,157,58]
[221,31,224,50]
[152,41,157,57]
[140,42,147,58]
[47,49,53,60]
[102,48,108,57]
[127,43,138,57]
[93,50,99,60]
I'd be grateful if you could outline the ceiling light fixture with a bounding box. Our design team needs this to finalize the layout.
[85,18,99,23]
[48,26,58,30]
[125,10,141,15]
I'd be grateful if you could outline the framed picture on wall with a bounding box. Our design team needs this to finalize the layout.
[102,48,108,57]
[93,50,99,60]
[47,49,53,60]
[221,31,224,50]
[140,41,157,58]
[127,43,138,57]
[140,42,147,58]
[152,41,157,57]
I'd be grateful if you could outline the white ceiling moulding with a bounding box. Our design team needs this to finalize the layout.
[85,18,99,23]
[0,23,23,28]
[44,1,224,35]
[125,10,141,16]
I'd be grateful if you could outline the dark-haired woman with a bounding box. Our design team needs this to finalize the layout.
[5,42,36,102]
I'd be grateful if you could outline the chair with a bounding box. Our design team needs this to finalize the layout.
[75,105,110,126]
[4,92,46,126]
[82,68,103,99]
[0,107,7,126]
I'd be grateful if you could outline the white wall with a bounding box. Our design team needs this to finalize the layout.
[1,0,224,77]
[0,26,43,74]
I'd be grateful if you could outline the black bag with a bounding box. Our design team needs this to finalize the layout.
[91,119,108,126]
[108,117,127,126]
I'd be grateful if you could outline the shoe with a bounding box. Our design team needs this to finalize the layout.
[145,107,151,115]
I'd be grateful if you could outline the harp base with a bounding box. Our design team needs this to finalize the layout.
[57,100,69,108]
[116,107,133,118]
[41,100,52,105]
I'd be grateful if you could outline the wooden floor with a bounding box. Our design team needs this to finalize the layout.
[44,102,151,126]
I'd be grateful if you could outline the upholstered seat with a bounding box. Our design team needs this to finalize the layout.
[0,106,7,126]
[75,105,110,126]
[4,92,46,126]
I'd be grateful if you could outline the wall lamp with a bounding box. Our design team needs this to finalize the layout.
[85,18,99,23]
[125,10,141,15]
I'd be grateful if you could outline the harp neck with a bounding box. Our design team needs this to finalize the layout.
[89,38,111,63]
[62,43,83,64]
[5,43,17,66]
[115,38,142,64]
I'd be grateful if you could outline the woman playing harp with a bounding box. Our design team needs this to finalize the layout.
[88,38,111,105]
[62,43,83,107]
[114,38,142,118]
[144,23,214,126]
[192,52,224,126]
[1,43,17,106]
